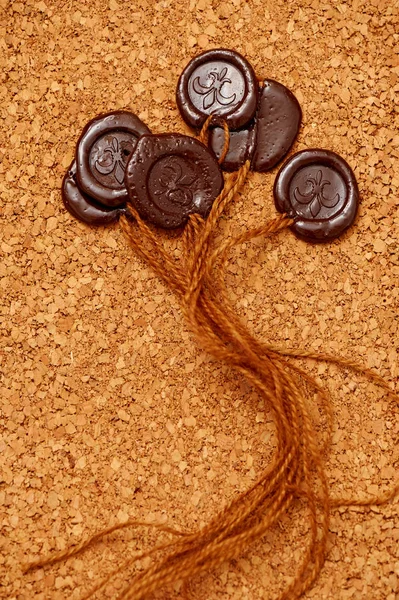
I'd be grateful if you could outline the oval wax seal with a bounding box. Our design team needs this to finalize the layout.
[75,111,151,208]
[62,161,126,226]
[125,134,224,229]
[251,79,302,171]
[176,49,258,130]
[274,149,359,242]
[209,79,301,172]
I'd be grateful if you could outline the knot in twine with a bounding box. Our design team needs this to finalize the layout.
[24,116,399,600]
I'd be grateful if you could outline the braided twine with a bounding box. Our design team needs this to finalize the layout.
[24,117,399,599]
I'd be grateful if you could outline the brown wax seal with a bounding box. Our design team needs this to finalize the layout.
[209,125,256,172]
[62,161,126,226]
[210,79,302,172]
[274,149,359,242]
[75,111,151,208]
[176,49,258,130]
[125,134,224,229]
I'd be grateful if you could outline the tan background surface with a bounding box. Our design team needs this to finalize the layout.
[1,0,398,598]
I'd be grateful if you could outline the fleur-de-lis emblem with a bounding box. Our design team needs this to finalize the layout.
[95,137,134,184]
[155,161,197,206]
[192,67,236,110]
[294,170,340,217]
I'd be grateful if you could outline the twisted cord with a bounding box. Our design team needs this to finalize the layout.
[24,118,398,600]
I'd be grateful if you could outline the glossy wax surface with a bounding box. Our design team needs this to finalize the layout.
[251,79,302,171]
[62,161,125,226]
[75,111,151,207]
[210,79,302,172]
[274,149,359,242]
[125,133,224,229]
[176,49,258,130]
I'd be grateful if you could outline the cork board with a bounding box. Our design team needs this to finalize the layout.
[1,0,398,599]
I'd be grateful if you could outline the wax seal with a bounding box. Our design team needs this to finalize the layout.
[75,111,151,207]
[209,79,302,172]
[176,49,258,130]
[62,161,126,226]
[209,125,256,172]
[251,79,302,171]
[274,149,359,242]
[125,134,224,229]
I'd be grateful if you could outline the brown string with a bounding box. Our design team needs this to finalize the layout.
[24,119,399,599]
[198,114,230,165]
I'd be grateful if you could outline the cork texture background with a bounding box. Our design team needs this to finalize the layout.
[1,0,398,598]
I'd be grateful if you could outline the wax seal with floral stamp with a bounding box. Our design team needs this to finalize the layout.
[176,49,258,130]
[273,149,359,242]
[75,111,151,207]
[125,134,224,229]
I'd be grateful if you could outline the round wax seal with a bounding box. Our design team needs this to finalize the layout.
[76,111,151,208]
[62,162,126,226]
[209,79,301,172]
[274,149,359,242]
[125,134,224,229]
[177,49,258,130]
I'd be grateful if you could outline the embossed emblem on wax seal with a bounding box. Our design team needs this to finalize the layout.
[91,135,135,187]
[62,161,126,226]
[176,49,258,130]
[75,111,151,207]
[125,134,224,229]
[273,149,359,242]
[209,79,302,172]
